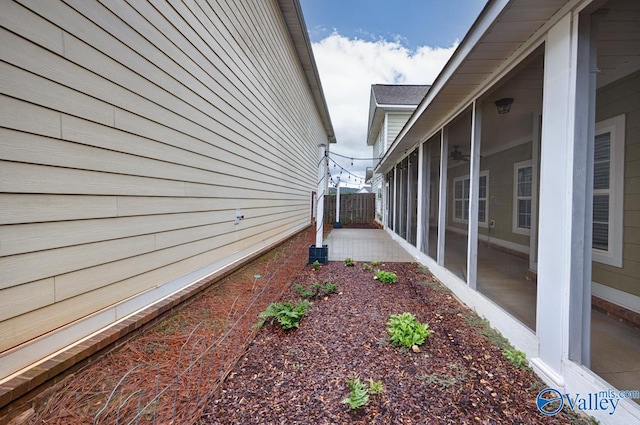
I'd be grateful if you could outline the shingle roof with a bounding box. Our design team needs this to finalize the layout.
[372,84,430,106]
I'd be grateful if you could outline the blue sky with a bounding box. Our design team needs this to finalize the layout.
[300,0,486,50]
[298,0,487,186]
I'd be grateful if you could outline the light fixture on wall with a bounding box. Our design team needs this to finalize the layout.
[495,97,514,114]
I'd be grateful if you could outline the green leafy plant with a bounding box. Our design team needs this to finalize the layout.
[387,312,433,348]
[312,260,321,270]
[296,280,339,299]
[324,281,339,294]
[375,270,398,284]
[371,260,381,266]
[362,262,372,271]
[503,349,528,368]
[341,376,369,409]
[257,300,311,330]
[344,257,355,266]
[341,376,384,410]
[368,379,384,395]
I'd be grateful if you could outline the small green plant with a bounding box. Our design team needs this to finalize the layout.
[341,375,384,410]
[375,269,398,284]
[312,260,321,270]
[256,300,311,330]
[368,379,384,395]
[341,376,369,409]
[344,257,355,266]
[296,280,339,299]
[387,312,433,348]
[371,260,381,266]
[362,262,372,271]
[324,281,339,294]
[503,348,528,368]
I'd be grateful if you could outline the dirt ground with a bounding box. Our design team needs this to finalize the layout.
[24,226,591,424]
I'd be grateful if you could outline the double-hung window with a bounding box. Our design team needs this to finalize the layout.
[453,171,488,227]
[592,115,625,267]
[513,160,533,235]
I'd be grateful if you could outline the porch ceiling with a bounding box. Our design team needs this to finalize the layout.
[377,0,640,174]
[376,0,568,173]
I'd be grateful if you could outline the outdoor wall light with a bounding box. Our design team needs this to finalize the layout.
[495,97,514,114]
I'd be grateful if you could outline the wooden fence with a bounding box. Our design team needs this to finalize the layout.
[323,193,375,225]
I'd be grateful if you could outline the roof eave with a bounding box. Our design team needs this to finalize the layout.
[375,0,511,173]
[277,0,336,143]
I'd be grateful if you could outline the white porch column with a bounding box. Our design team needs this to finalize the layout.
[335,177,341,226]
[416,143,424,251]
[533,11,593,384]
[421,143,432,255]
[392,165,398,232]
[437,128,448,266]
[467,101,482,290]
[569,10,597,367]
[315,143,327,248]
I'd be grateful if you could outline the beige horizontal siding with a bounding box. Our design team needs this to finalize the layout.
[387,112,412,143]
[0,0,329,371]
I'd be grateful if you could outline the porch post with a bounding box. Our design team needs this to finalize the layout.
[310,142,328,264]
[437,128,448,266]
[422,143,432,255]
[467,100,482,290]
[406,154,413,242]
[533,11,592,384]
[392,165,398,233]
[416,143,424,251]
[334,177,342,228]
[569,10,597,367]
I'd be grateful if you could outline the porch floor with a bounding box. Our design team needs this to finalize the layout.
[325,228,415,262]
[329,228,640,396]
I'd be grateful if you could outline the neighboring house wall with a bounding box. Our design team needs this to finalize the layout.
[593,71,640,298]
[387,112,412,144]
[0,0,328,376]
[372,126,385,219]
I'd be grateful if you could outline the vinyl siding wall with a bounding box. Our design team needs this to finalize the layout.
[593,71,640,297]
[372,127,385,217]
[0,0,327,368]
[387,112,412,145]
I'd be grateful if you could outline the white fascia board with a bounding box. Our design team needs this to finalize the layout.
[381,0,510,165]
[379,0,591,174]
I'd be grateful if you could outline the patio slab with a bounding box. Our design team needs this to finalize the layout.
[325,228,415,262]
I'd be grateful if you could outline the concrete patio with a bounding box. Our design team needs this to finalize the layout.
[325,228,415,262]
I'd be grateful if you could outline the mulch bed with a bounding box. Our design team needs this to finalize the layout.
[23,226,588,424]
[201,261,587,425]
[25,227,316,424]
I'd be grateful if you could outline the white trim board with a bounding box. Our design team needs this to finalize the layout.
[446,225,529,254]
[0,223,308,382]
[592,281,640,315]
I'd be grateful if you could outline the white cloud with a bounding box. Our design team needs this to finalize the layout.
[311,32,457,186]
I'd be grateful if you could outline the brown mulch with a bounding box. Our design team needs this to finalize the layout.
[201,261,587,425]
[23,225,588,424]
[26,227,318,424]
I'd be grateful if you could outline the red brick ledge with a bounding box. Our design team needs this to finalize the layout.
[592,295,640,331]
[0,227,309,423]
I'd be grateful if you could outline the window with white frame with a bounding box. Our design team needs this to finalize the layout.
[592,115,625,267]
[453,172,488,226]
[513,160,533,235]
